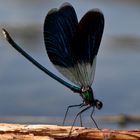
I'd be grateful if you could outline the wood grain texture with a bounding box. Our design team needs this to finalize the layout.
[0,123,139,140]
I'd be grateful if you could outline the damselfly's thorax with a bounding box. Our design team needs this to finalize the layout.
[81,86,94,105]
[80,86,103,110]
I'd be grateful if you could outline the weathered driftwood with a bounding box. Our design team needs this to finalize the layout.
[0,123,139,140]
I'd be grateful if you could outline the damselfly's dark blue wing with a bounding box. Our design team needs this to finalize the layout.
[44,3,104,87]
[70,9,104,86]
[44,3,77,67]
[44,3,79,86]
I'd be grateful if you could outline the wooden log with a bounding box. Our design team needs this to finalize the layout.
[0,123,139,140]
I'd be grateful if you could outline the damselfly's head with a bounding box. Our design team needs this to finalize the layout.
[81,86,103,109]
[94,99,103,110]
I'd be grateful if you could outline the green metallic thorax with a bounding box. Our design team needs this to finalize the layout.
[80,86,94,105]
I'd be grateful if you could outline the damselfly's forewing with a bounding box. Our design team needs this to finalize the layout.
[44,3,104,87]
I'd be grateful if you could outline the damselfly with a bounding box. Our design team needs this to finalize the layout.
[2,2,104,129]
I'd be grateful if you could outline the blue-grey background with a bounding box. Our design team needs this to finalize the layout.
[0,0,140,129]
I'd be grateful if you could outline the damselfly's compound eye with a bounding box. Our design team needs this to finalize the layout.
[95,99,103,110]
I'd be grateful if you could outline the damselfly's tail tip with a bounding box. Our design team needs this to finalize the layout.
[2,28,12,43]
[2,28,8,39]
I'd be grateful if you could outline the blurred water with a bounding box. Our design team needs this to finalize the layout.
[0,0,140,129]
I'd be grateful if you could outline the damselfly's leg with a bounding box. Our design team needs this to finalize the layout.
[69,106,91,136]
[79,103,87,127]
[62,103,84,126]
[79,113,83,127]
[90,107,99,129]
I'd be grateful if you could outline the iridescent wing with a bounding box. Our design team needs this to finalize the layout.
[44,3,104,87]
[70,9,104,86]
[44,3,79,85]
